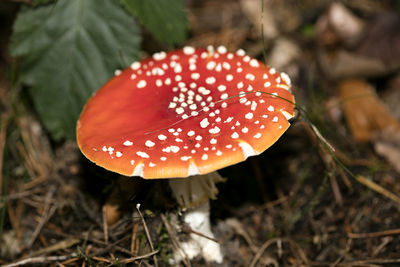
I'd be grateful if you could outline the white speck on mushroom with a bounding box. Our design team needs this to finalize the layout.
[145,140,155,147]
[245,73,255,81]
[158,134,167,140]
[130,62,141,70]
[170,146,180,153]
[188,130,195,137]
[272,116,279,122]
[201,154,208,160]
[224,117,233,123]
[160,157,167,161]
[136,151,149,158]
[183,46,195,55]
[245,112,254,119]
[137,80,147,88]
[268,105,274,112]
[281,72,291,86]
[264,81,271,87]
[200,118,210,128]
[176,107,184,114]
[114,69,122,76]
[217,45,227,54]
[174,64,182,73]
[221,102,228,108]
[165,78,171,85]
[123,140,133,146]
[237,82,244,89]
[226,74,233,81]
[231,132,239,139]
[218,85,226,92]
[148,162,156,167]
[249,59,259,67]
[195,135,202,141]
[243,56,250,62]
[242,127,249,133]
[209,126,220,134]
[130,160,135,165]
[221,93,228,100]
[168,102,177,109]
[116,151,122,157]
[153,52,166,61]
[181,156,191,161]
[210,138,217,144]
[251,101,257,111]
[206,61,216,70]
[206,77,216,84]
[223,62,231,70]
[254,133,262,139]
[102,146,107,152]
[156,79,163,87]
[236,49,245,56]
[269,68,276,74]
[191,73,200,80]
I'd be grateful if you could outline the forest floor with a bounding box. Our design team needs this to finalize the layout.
[1,0,400,266]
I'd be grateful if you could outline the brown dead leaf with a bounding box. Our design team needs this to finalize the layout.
[339,79,400,142]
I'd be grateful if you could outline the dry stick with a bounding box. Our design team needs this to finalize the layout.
[354,175,400,205]
[117,250,160,264]
[27,204,57,249]
[249,238,281,267]
[131,220,139,254]
[160,213,191,267]
[0,114,9,194]
[136,204,158,267]
[26,186,57,248]
[29,237,80,257]
[348,228,400,239]
[181,225,220,243]
[2,253,77,267]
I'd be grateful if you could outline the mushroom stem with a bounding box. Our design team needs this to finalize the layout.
[168,173,224,263]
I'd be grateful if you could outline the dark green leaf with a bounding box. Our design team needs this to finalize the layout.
[33,0,54,6]
[10,0,141,140]
[121,0,187,45]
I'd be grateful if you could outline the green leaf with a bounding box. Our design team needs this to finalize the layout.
[33,0,54,6]
[121,0,187,45]
[10,0,141,140]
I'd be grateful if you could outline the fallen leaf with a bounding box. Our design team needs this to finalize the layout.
[339,79,400,142]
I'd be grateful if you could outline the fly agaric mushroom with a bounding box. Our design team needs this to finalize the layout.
[76,46,295,263]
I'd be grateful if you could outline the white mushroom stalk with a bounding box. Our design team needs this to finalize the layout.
[169,172,225,263]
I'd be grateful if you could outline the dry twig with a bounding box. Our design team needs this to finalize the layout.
[136,204,158,267]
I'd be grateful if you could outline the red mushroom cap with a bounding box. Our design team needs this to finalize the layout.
[76,46,295,178]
